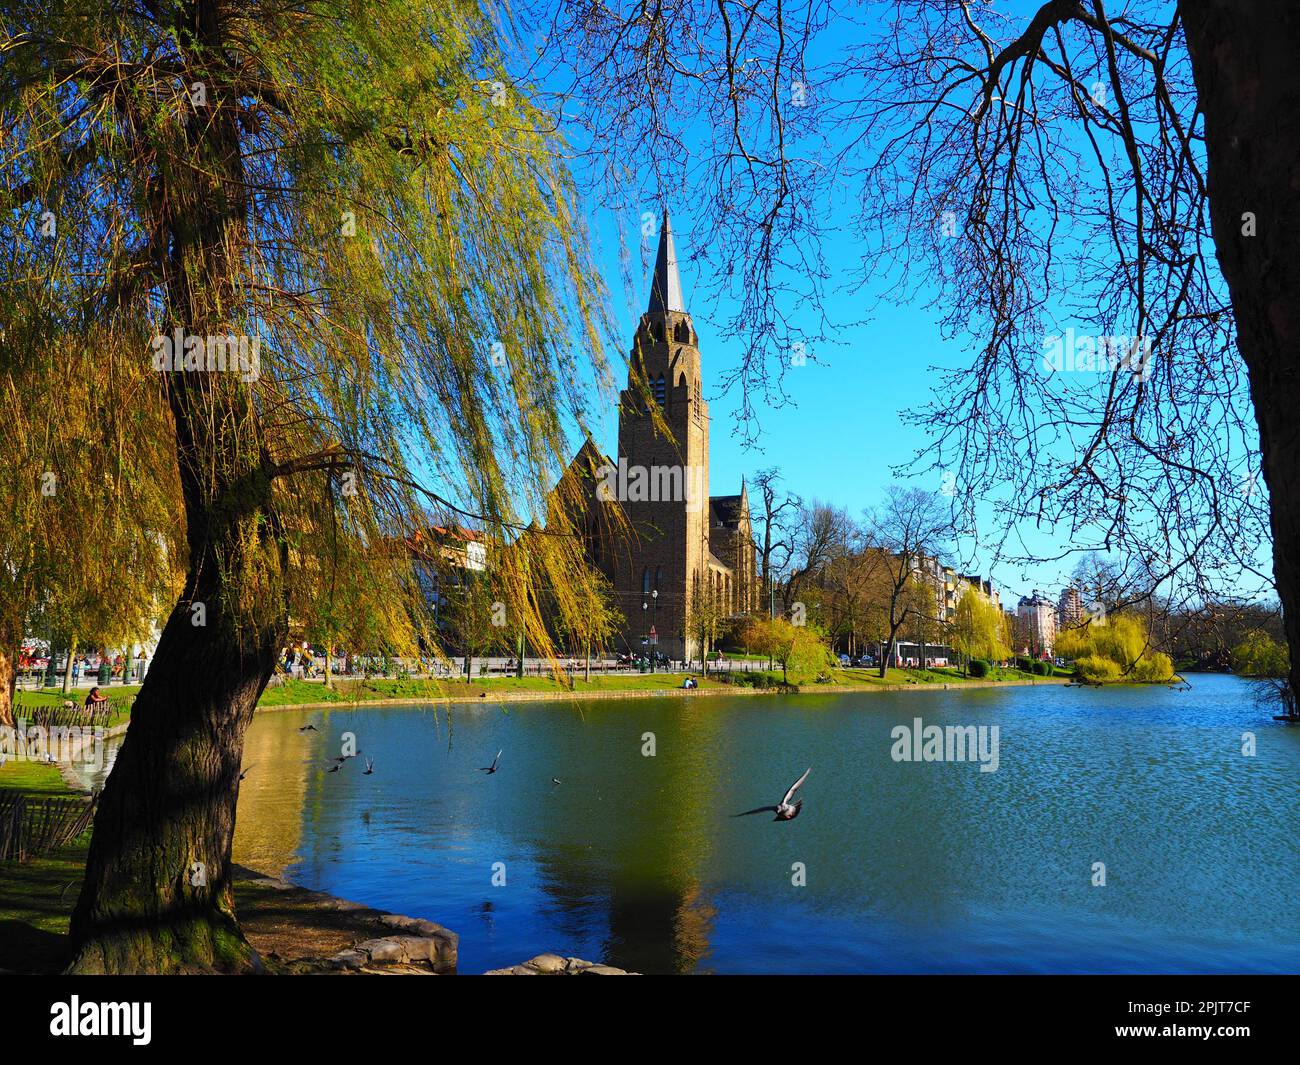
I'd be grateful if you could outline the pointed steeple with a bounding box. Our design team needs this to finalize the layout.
[646,210,686,314]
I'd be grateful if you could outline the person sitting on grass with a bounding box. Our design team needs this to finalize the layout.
[84,686,109,709]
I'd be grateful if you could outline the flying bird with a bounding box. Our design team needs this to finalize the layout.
[299,724,318,733]
[239,764,255,781]
[326,763,342,773]
[552,777,562,786]
[363,758,374,775]
[734,767,811,822]
[478,750,502,775]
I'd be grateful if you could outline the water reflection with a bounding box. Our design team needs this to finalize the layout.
[95,677,1300,973]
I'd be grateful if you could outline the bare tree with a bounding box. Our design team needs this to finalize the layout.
[750,467,801,616]
[841,1,1296,707]
[864,487,954,678]
[530,2,1300,712]
[784,501,853,615]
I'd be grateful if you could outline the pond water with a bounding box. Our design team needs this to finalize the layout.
[94,675,1300,973]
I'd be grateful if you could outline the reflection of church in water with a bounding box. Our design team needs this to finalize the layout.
[563,213,758,661]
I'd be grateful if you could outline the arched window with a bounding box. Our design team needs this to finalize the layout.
[643,567,651,595]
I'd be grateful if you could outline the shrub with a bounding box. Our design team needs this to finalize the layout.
[969,659,990,678]
[1073,655,1122,682]
[1231,631,1289,677]
[1131,651,1175,682]
[728,669,785,689]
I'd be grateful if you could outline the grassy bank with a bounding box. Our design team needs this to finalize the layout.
[256,665,1069,708]
[0,758,88,973]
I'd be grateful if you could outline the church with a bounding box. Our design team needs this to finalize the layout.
[562,212,759,662]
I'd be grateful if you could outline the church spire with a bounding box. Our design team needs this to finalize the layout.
[647,210,686,314]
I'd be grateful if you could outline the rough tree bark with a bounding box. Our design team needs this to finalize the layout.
[65,4,288,971]
[0,636,14,728]
[1182,0,1300,715]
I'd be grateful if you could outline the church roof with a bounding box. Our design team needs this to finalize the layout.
[709,494,745,527]
[646,211,686,314]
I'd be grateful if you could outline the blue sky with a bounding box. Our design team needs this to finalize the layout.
[576,202,1087,606]
[524,2,1273,609]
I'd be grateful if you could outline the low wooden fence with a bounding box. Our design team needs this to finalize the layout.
[0,789,99,863]
[19,701,125,731]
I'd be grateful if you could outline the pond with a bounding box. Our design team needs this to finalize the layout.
[88,674,1300,973]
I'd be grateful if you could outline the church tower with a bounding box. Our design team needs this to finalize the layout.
[613,212,711,661]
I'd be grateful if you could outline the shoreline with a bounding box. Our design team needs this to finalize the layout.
[252,674,1074,713]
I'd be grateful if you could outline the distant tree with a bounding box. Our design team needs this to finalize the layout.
[863,488,953,678]
[1231,630,1289,679]
[750,468,801,616]
[951,587,1011,676]
[759,617,833,687]
[1056,614,1174,682]
[784,501,853,615]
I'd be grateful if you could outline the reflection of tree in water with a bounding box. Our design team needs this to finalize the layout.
[528,704,721,974]
[232,712,315,877]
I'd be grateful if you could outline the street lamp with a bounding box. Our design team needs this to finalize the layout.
[651,588,658,672]
[641,600,649,672]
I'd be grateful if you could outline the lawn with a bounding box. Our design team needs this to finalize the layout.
[0,758,87,974]
[13,687,137,729]
[257,671,730,706]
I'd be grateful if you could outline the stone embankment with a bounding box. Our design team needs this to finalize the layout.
[485,953,636,975]
[233,867,457,974]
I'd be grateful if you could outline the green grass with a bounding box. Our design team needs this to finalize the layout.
[0,758,86,974]
[0,758,75,795]
[13,687,137,730]
[258,671,731,706]
[255,666,1070,706]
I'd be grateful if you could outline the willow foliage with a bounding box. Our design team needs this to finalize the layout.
[1,0,619,664]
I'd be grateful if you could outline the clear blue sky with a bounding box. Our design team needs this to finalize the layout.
[577,203,1095,606]
[528,3,1272,609]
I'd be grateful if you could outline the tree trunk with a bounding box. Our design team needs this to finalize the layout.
[1182,1,1300,715]
[66,22,287,971]
[324,645,332,689]
[67,380,286,974]
[0,635,14,728]
[62,637,76,694]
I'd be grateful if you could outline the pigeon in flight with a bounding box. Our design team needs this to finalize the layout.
[299,724,318,733]
[363,758,374,775]
[551,777,562,786]
[478,750,502,775]
[239,764,255,781]
[734,768,811,822]
[326,763,342,774]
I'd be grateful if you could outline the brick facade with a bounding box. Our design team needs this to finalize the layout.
[559,213,757,661]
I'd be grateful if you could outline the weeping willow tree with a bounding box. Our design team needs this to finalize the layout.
[0,326,182,725]
[2,0,618,973]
